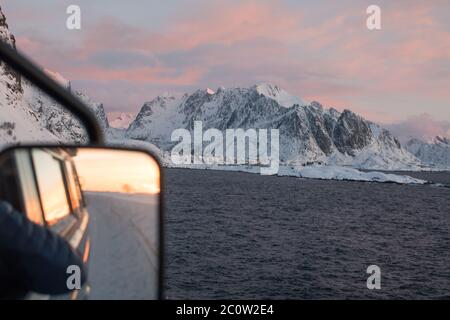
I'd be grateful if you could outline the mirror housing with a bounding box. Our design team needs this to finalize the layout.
[0,145,163,299]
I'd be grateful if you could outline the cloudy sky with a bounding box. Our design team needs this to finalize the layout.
[2,0,450,138]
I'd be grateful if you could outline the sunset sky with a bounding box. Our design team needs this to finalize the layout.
[74,149,160,194]
[2,0,450,137]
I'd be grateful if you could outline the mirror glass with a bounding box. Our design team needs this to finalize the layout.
[0,147,161,299]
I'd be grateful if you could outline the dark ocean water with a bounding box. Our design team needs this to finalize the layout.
[163,169,450,299]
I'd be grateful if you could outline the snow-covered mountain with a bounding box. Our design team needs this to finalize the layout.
[126,84,422,170]
[0,6,443,176]
[0,7,55,144]
[254,83,307,108]
[21,77,109,143]
[0,6,108,146]
[405,136,450,169]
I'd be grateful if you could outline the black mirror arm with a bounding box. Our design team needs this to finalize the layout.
[0,40,104,144]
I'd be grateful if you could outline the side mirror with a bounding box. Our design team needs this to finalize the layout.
[0,146,163,299]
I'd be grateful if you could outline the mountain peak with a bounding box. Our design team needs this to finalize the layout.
[0,6,16,48]
[216,86,226,93]
[254,83,282,98]
[253,83,307,108]
[405,136,450,169]
[434,136,450,145]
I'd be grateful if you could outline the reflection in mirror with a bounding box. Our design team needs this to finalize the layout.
[0,147,161,300]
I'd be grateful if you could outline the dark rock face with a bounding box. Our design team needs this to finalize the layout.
[95,103,109,129]
[74,91,109,129]
[436,136,450,145]
[0,6,22,95]
[333,110,372,156]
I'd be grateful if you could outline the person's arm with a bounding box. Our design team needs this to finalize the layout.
[0,201,87,295]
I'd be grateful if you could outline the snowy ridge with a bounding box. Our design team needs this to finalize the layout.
[0,8,57,145]
[0,7,440,185]
[126,84,423,171]
[405,137,450,170]
[277,165,426,184]
[255,83,307,107]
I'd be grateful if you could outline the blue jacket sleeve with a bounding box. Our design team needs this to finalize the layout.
[0,201,87,295]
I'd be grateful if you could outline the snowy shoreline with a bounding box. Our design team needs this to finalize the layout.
[165,163,429,185]
[105,138,437,185]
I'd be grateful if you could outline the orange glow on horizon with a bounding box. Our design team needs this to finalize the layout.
[73,149,160,194]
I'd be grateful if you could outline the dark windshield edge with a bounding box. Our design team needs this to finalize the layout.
[0,40,104,144]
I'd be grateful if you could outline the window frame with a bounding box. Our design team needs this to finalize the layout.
[30,148,78,232]
[62,159,84,218]
[15,150,45,225]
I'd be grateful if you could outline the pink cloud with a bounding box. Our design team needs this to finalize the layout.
[77,1,303,57]
[15,36,41,53]
[8,0,450,120]
[386,113,450,143]
[66,65,205,85]
[305,2,450,104]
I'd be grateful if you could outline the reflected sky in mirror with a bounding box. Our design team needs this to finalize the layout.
[73,149,160,195]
